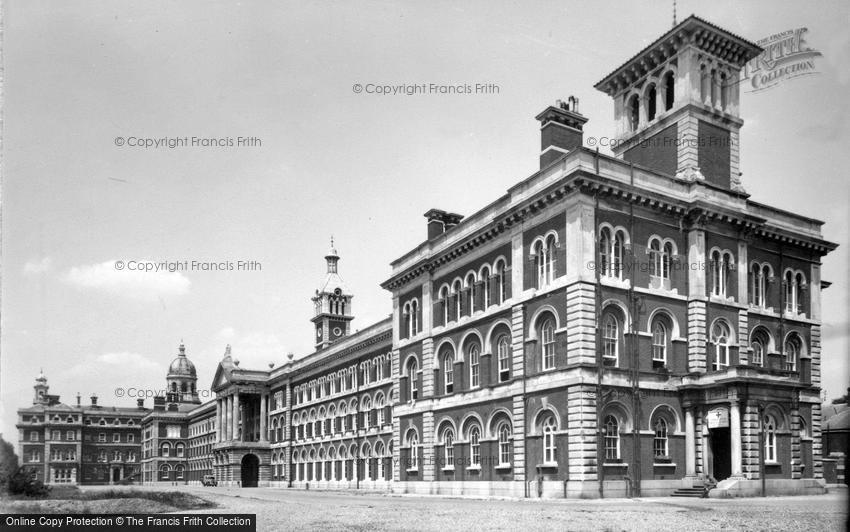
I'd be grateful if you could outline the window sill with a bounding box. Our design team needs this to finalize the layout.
[653,462,676,468]
[537,462,558,470]
[441,467,455,473]
[603,462,629,468]
[494,464,512,471]
[405,468,419,474]
[466,466,481,473]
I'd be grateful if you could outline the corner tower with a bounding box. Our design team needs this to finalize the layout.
[594,15,762,191]
[33,370,49,405]
[311,238,354,349]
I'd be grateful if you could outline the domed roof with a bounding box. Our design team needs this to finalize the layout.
[167,343,197,378]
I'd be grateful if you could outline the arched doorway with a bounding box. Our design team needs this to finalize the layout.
[241,454,259,487]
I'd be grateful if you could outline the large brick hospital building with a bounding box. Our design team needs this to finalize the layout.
[17,16,838,497]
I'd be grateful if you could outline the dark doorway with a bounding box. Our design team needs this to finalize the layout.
[710,427,731,481]
[112,468,121,483]
[241,454,259,487]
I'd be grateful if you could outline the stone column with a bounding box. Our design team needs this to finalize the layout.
[685,408,697,478]
[216,399,222,443]
[226,395,233,441]
[260,394,268,442]
[730,400,743,478]
[233,392,240,441]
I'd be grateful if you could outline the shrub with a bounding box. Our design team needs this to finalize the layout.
[8,467,51,498]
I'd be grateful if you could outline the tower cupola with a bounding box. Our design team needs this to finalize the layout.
[311,238,354,349]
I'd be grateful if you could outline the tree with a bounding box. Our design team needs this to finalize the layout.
[0,435,19,493]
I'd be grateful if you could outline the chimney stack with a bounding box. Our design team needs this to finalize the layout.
[90,394,98,407]
[76,393,81,406]
[535,96,588,169]
[137,398,145,409]
[424,209,464,240]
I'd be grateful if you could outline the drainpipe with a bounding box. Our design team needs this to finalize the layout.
[594,191,605,499]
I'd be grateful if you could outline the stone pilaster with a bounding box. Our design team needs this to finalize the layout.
[687,300,707,372]
[422,411,435,482]
[737,310,749,365]
[810,325,821,387]
[421,338,434,398]
[391,348,401,482]
[790,404,802,479]
[741,403,760,479]
[512,395,526,483]
[566,384,597,480]
[511,305,525,379]
[565,282,596,365]
[812,402,823,478]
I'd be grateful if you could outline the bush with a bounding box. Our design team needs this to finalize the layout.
[8,467,51,498]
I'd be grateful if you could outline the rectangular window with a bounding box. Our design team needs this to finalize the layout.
[51,430,60,441]
[30,432,39,442]
[113,433,120,442]
[66,430,74,441]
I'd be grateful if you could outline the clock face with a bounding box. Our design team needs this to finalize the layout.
[316,327,323,338]
[333,327,342,337]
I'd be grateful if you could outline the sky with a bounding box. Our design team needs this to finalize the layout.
[2,1,848,441]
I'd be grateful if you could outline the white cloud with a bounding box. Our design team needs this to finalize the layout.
[23,257,52,275]
[64,260,190,302]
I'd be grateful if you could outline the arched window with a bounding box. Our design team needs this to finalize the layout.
[361,397,371,430]
[494,259,507,304]
[785,271,806,315]
[711,321,731,370]
[751,328,769,367]
[468,344,480,388]
[602,314,619,365]
[541,317,556,370]
[599,227,627,279]
[442,427,455,467]
[497,335,511,382]
[407,430,419,471]
[720,72,728,110]
[406,358,418,401]
[711,250,733,297]
[439,285,450,325]
[663,71,675,111]
[543,416,557,464]
[443,350,454,394]
[646,83,657,121]
[469,426,481,467]
[764,415,777,462]
[651,320,668,364]
[161,442,171,457]
[481,266,491,309]
[784,336,800,372]
[452,279,463,320]
[498,422,512,465]
[604,415,619,461]
[750,263,770,308]
[465,272,476,314]
[628,94,639,131]
[653,418,668,457]
[534,234,558,288]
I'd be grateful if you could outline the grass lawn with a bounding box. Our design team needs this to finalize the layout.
[0,486,215,514]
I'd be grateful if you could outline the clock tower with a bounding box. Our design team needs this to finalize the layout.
[311,238,354,349]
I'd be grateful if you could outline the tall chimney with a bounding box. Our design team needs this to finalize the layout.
[424,209,448,240]
[90,394,98,407]
[535,96,588,169]
[137,398,145,409]
[76,393,81,406]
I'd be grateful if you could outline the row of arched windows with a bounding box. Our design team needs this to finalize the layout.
[625,70,676,132]
[291,390,393,441]
[294,353,392,406]
[160,442,185,458]
[290,440,392,482]
[405,414,514,471]
[436,257,509,327]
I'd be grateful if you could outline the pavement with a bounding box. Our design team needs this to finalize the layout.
[81,484,849,531]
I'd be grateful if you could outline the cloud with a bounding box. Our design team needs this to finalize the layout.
[23,257,53,275]
[64,260,190,302]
